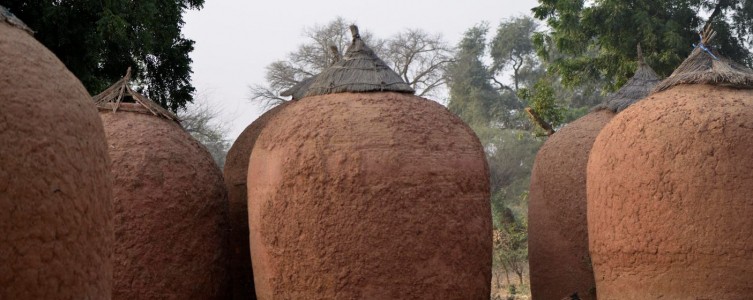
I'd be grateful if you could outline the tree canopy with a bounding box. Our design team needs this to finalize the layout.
[4,0,203,112]
[532,0,753,91]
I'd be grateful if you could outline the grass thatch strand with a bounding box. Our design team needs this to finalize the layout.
[0,5,33,34]
[652,27,753,93]
[93,68,181,124]
[593,44,661,113]
[304,25,414,97]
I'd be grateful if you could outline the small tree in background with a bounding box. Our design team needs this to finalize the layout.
[178,96,231,168]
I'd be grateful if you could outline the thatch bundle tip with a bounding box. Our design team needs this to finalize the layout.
[652,26,753,93]
[1,5,33,34]
[303,24,415,97]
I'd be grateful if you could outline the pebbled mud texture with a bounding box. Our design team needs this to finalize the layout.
[100,105,230,299]
[529,110,614,300]
[247,92,492,299]
[588,84,753,300]
[0,22,113,299]
[223,101,290,300]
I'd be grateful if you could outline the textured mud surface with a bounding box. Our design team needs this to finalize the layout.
[529,110,613,300]
[223,102,289,299]
[588,84,753,299]
[101,106,230,299]
[248,92,492,299]
[0,22,113,298]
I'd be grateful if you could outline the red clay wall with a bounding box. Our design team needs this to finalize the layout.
[0,22,113,298]
[247,92,492,299]
[100,106,230,299]
[588,84,753,299]
[223,101,290,299]
[529,109,614,300]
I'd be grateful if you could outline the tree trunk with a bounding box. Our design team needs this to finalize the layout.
[501,262,511,286]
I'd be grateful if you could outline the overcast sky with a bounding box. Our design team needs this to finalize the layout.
[182,0,539,140]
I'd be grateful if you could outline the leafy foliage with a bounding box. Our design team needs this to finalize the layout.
[446,24,505,127]
[5,0,202,111]
[532,0,753,91]
[490,16,543,93]
[517,77,566,133]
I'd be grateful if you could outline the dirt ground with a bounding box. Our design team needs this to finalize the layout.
[491,267,531,300]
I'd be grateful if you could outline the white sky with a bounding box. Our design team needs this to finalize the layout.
[182,0,539,141]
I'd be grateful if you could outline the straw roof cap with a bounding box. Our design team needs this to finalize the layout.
[93,68,180,123]
[593,44,661,113]
[1,5,33,34]
[652,26,753,93]
[281,45,343,100]
[304,25,414,97]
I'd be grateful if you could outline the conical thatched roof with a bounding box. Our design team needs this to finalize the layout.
[281,45,342,100]
[594,45,661,113]
[280,76,316,100]
[0,5,32,34]
[652,26,753,93]
[93,68,180,123]
[304,25,414,97]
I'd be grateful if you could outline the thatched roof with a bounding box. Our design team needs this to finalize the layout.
[652,26,753,93]
[281,45,343,100]
[1,5,33,34]
[593,44,661,113]
[93,68,180,123]
[280,76,316,100]
[303,25,414,97]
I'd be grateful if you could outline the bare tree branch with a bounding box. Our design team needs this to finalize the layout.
[383,28,454,97]
[178,95,232,167]
[248,84,289,110]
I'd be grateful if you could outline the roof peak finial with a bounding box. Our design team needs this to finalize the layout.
[124,67,132,81]
[349,25,360,41]
[701,23,716,45]
[637,43,645,64]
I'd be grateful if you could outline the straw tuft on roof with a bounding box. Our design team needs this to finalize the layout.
[652,26,753,93]
[1,5,32,34]
[303,25,414,97]
[593,44,661,113]
[93,67,180,123]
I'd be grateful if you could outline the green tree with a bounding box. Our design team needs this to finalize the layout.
[446,24,504,129]
[490,16,544,94]
[5,0,202,111]
[532,0,753,91]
